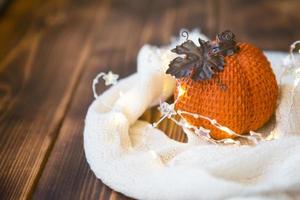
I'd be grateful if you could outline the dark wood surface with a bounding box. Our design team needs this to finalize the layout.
[0,0,299,199]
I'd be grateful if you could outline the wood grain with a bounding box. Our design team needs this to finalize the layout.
[0,0,103,199]
[219,0,300,51]
[32,0,215,199]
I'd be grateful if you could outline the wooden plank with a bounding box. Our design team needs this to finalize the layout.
[0,0,71,61]
[0,0,107,199]
[0,0,42,60]
[219,0,300,51]
[32,0,217,199]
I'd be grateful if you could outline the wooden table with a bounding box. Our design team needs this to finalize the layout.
[1,0,300,199]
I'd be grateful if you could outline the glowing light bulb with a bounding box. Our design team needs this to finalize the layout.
[178,86,186,97]
[149,150,158,159]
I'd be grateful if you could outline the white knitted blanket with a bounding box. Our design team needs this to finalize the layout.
[84,31,300,200]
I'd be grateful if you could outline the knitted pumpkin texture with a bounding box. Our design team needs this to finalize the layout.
[167,31,278,140]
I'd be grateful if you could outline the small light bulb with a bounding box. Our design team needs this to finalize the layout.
[178,86,186,97]
[193,114,199,118]
[149,150,158,159]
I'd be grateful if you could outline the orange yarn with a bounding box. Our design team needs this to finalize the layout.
[174,42,278,140]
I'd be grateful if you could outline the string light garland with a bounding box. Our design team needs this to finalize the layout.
[152,40,300,145]
[91,41,300,146]
[92,71,119,99]
[280,41,300,130]
[152,81,264,145]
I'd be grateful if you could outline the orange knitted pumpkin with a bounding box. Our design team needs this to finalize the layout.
[166,31,278,140]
